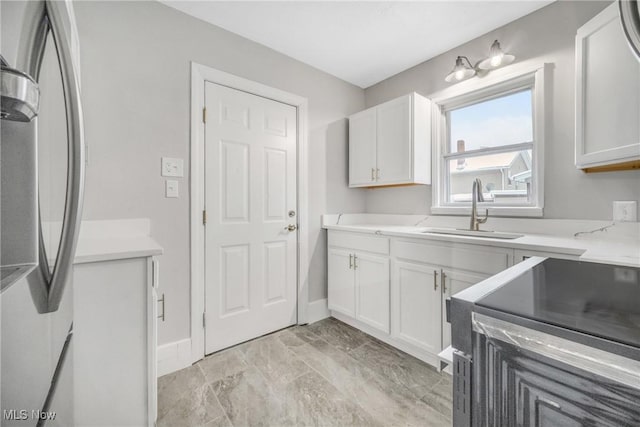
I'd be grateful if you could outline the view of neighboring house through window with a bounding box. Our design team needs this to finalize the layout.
[445,89,533,205]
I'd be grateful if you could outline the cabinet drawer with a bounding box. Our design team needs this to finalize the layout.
[513,249,580,264]
[328,231,389,255]
[392,240,509,275]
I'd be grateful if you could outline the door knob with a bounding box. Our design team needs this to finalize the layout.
[284,224,297,232]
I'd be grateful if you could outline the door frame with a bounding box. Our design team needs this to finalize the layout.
[189,62,310,363]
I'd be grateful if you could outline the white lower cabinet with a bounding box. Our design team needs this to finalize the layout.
[327,248,356,317]
[328,230,513,369]
[74,256,158,426]
[391,260,441,354]
[355,253,390,333]
[440,269,488,350]
[327,232,390,334]
[513,249,580,263]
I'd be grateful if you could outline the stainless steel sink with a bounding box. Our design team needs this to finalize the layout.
[420,228,524,240]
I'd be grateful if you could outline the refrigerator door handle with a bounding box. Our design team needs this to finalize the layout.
[620,0,640,59]
[34,0,86,313]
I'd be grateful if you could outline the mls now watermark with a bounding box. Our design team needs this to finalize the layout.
[3,409,57,421]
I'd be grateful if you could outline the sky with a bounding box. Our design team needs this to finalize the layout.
[449,89,533,152]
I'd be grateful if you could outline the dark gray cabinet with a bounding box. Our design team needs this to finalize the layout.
[473,335,640,426]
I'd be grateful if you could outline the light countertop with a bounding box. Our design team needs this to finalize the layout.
[322,214,640,267]
[44,219,163,265]
[74,235,163,264]
[73,218,162,264]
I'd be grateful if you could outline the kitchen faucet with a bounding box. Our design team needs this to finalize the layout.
[470,178,488,231]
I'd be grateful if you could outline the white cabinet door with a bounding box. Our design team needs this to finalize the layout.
[441,269,487,350]
[376,95,413,185]
[328,248,356,316]
[349,107,377,186]
[576,4,640,169]
[148,258,159,425]
[355,252,390,333]
[74,258,151,427]
[391,260,441,354]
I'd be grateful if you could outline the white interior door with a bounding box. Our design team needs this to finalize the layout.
[205,82,298,354]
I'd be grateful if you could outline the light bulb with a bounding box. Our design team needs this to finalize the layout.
[490,53,503,67]
[455,69,465,80]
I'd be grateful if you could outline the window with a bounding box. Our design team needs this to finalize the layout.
[432,64,547,216]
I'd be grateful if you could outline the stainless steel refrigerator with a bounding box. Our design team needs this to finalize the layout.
[620,0,640,59]
[1,1,85,425]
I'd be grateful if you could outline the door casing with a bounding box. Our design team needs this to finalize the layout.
[190,62,310,363]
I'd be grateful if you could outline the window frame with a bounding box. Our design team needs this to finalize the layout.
[430,62,549,217]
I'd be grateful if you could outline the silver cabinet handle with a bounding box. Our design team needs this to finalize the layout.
[376,168,380,180]
[442,270,447,294]
[371,168,375,181]
[29,1,86,313]
[158,293,165,321]
[284,224,297,232]
[433,270,438,290]
[349,254,353,269]
[353,255,358,269]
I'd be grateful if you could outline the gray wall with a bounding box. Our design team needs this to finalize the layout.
[364,0,640,219]
[74,1,366,346]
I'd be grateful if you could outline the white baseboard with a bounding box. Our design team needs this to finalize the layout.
[307,298,330,324]
[157,338,192,377]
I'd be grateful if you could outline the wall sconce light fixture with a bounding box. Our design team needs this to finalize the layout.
[478,40,515,70]
[444,56,476,83]
[445,39,515,83]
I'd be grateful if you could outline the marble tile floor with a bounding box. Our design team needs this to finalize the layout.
[158,317,453,427]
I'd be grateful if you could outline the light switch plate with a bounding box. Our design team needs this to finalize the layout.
[165,180,179,198]
[613,201,637,222]
[161,157,184,177]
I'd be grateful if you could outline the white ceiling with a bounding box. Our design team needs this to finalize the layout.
[162,1,553,88]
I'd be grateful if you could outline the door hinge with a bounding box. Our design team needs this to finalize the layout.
[202,107,207,123]
[203,312,206,328]
[202,210,207,225]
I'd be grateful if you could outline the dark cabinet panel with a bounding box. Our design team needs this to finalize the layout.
[473,334,640,427]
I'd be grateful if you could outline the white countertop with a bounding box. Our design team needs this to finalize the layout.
[322,214,640,267]
[74,235,163,264]
[74,218,162,264]
[44,218,163,265]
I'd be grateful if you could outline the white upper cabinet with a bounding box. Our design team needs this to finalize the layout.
[349,93,431,187]
[349,108,378,185]
[576,4,640,170]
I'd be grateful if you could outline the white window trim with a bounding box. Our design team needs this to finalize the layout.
[430,62,550,218]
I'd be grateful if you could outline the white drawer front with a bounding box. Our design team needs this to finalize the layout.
[328,230,389,255]
[392,239,509,275]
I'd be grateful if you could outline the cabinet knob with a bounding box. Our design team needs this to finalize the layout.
[284,224,297,232]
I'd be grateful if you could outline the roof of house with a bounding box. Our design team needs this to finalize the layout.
[451,150,530,173]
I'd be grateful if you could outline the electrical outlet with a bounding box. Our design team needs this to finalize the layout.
[613,201,637,222]
[161,157,184,177]
[165,180,179,198]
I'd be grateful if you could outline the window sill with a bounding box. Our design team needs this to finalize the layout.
[430,206,543,218]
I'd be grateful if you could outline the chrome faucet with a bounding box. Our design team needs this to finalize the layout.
[470,178,488,231]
